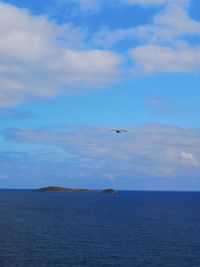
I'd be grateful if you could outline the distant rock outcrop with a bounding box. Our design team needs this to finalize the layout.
[102,188,118,194]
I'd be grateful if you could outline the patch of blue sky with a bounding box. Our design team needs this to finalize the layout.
[185,35,200,46]
[0,0,51,15]
[69,4,160,30]
[1,71,199,132]
[189,1,200,21]
[0,0,160,29]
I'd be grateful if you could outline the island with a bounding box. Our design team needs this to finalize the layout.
[34,186,118,194]
[34,186,96,193]
[102,188,118,194]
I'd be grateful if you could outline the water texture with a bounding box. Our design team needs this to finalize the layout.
[0,190,200,267]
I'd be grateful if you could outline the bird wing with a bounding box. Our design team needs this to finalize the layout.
[109,129,127,132]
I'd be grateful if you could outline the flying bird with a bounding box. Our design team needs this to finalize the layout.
[110,129,127,133]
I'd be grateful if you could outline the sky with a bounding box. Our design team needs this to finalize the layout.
[0,0,200,190]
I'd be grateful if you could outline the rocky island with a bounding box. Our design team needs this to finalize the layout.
[34,186,96,193]
[102,188,118,194]
[34,186,118,194]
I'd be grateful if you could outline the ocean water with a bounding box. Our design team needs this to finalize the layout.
[0,190,200,267]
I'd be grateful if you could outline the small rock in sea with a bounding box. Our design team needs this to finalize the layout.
[102,188,118,194]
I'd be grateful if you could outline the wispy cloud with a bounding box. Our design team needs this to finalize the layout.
[0,173,8,180]
[124,0,188,6]
[130,45,200,74]
[4,124,200,179]
[145,97,181,116]
[0,108,32,118]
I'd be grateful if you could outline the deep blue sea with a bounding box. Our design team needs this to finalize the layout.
[0,190,200,267]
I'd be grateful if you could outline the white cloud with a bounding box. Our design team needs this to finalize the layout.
[129,1,200,74]
[5,124,200,179]
[155,5,199,34]
[94,0,200,47]
[136,3,200,43]
[129,45,200,74]
[0,3,121,108]
[92,0,200,74]
[181,152,200,167]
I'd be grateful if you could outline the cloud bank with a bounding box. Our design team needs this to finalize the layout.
[4,124,200,180]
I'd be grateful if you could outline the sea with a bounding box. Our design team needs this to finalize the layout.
[0,190,200,267]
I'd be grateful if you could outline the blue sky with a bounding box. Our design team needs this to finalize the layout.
[0,0,200,190]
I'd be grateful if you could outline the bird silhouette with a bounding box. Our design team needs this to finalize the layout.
[110,129,127,133]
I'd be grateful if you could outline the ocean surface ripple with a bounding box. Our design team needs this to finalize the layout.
[0,190,200,267]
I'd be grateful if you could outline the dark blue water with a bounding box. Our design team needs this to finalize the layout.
[0,190,200,267]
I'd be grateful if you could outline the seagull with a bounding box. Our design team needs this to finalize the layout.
[110,129,127,133]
